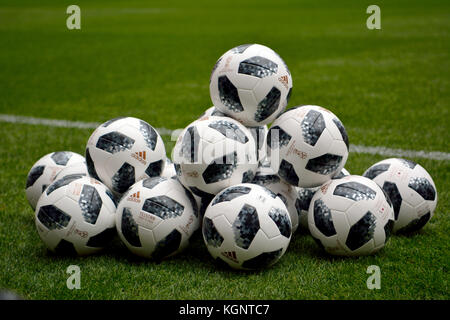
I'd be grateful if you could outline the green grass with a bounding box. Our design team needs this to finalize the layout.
[0,0,449,299]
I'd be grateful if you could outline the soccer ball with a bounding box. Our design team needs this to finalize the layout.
[26,151,85,210]
[209,44,292,127]
[160,157,177,179]
[296,168,350,230]
[267,105,349,188]
[252,161,299,232]
[202,183,292,270]
[86,117,166,194]
[35,176,117,255]
[54,161,89,181]
[308,175,395,256]
[116,177,199,260]
[199,106,268,162]
[363,158,437,233]
[172,116,258,197]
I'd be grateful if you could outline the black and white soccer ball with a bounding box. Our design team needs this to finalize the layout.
[308,175,395,256]
[252,161,299,233]
[296,168,350,230]
[116,177,199,260]
[172,116,258,197]
[363,158,437,233]
[202,183,292,270]
[85,117,166,195]
[267,105,349,188]
[35,176,117,255]
[54,161,89,181]
[199,106,268,162]
[209,44,292,127]
[26,151,85,210]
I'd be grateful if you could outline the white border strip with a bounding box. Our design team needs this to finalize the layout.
[1,114,449,161]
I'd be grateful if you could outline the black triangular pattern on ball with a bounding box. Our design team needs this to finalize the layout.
[208,120,249,144]
[212,186,251,206]
[202,152,238,184]
[54,239,77,256]
[96,131,135,154]
[151,229,182,261]
[242,170,255,183]
[301,110,325,147]
[396,212,431,234]
[382,181,402,220]
[253,172,280,185]
[305,153,343,175]
[232,204,260,249]
[85,148,101,181]
[79,184,103,225]
[112,162,135,194]
[145,159,164,178]
[180,126,200,163]
[142,195,184,220]
[238,56,278,78]
[384,219,394,244]
[142,177,166,189]
[241,248,283,270]
[37,205,71,230]
[86,227,116,247]
[286,88,292,103]
[278,159,299,186]
[332,118,349,150]
[218,76,243,112]
[408,177,436,201]
[313,199,336,237]
[266,125,291,149]
[333,181,376,202]
[363,163,390,180]
[26,165,45,188]
[46,174,84,195]
[255,87,281,122]
[121,207,141,247]
[51,151,72,166]
[203,217,224,248]
[139,120,158,151]
[345,211,376,251]
[295,188,316,213]
[268,207,291,238]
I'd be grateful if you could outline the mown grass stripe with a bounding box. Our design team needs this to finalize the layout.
[1,114,449,161]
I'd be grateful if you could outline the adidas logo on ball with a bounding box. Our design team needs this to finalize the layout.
[221,251,238,263]
[127,191,141,203]
[131,151,147,165]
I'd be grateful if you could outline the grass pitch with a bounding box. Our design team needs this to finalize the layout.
[0,0,449,299]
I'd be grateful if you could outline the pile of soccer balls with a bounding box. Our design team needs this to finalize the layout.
[26,44,438,270]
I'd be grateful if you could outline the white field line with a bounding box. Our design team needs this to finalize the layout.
[1,114,449,161]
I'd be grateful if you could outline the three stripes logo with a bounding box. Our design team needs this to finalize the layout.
[127,191,141,203]
[221,251,238,263]
[278,75,289,89]
[132,151,147,165]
